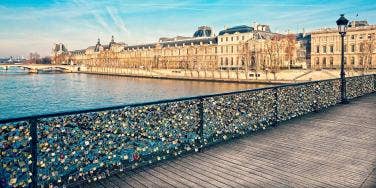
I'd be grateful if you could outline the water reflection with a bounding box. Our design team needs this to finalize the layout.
[0,71,267,119]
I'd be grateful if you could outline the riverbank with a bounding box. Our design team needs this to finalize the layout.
[78,66,376,84]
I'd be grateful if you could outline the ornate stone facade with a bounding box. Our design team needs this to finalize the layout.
[52,24,305,72]
[311,21,376,70]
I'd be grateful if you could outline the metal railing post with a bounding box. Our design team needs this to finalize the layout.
[30,119,38,188]
[273,88,279,126]
[198,98,204,150]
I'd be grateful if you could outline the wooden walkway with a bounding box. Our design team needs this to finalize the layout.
[84,93,376,188]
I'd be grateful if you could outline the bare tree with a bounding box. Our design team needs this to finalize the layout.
[285,34,296,69]
[359,34,375,74]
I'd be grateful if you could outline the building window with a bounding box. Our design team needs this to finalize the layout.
[226,37,228,42]
[351,35,355,39]
[351,57,355,65]
[316,46,320,53]
[221,46,223,53]
[330,45,334,53]
[344,57,347,65]
[221,57,223,65]
[215,47,217,54]
[315,57,319,65]
[226,46,228,53]
[236,36,239,41]
[359,57,363,65]
[369,57,372,65]
[231,46,233,53]
[323,46,327,53]
[231,37,233,41]
[242,36,245,40]
[225,57,228,65]
[221,38,223,42]
[330,57,334,68]
[359,44,364,52]
[231,57,233,65]
[322,57,326,68]
[351,44,355,52]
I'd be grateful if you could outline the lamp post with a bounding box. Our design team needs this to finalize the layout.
[336,14,349,104]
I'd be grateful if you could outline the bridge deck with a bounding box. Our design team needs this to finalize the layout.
[83,94,376,188]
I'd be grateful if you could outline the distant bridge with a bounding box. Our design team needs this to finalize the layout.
[0,64,79,73]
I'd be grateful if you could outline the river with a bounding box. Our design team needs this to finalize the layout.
[0,68,267,120]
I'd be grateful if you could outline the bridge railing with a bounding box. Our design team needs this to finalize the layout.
[0,74,375,187]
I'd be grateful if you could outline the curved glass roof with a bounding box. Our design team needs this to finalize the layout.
[218,25,254,35]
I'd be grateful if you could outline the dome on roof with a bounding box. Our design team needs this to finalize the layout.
[193,26,213,38]
[218,25,254,35]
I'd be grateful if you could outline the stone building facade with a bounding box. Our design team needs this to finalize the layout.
[52,24,305,72]
[311,21,376,70]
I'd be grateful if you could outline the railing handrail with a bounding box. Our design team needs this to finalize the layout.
[0,74,374,124]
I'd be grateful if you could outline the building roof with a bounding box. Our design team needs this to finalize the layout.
[193,26,213,38]
[124,43,157,50]
[218,25,254,35]
[160,37,217,47]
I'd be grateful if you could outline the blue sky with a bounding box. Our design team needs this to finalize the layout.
[0,0,375,57]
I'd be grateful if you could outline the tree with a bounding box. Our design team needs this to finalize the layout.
[359,34,375,74]
[285,34,297,69]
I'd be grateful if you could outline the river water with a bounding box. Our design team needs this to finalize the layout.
[0,68,267,120]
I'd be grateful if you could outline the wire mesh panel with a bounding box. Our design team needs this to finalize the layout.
[203,89,275,145]
[277,83,317,121]
[316,79,341,109]
[0,122,32,188]
[346,75,375,99]
[35,99,201,186]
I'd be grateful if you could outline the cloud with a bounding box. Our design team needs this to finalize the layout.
[0,0,375,57]
[106,6,128,34]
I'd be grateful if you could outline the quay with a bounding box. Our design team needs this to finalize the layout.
[2,63,376,84]
[86,93,376,188]
[0,74,375,188]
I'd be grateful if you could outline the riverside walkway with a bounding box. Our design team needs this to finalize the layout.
[86,93,376,188]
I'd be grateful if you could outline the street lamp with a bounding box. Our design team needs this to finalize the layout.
[336,14,349,104]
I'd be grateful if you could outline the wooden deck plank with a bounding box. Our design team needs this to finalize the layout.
[82,93,376,188]
[115,172,148,188]
[144,166,190,188]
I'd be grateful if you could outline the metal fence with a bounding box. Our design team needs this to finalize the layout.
[1,74,375,187]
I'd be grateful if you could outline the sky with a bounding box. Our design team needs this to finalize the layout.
[0,0,375,57]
